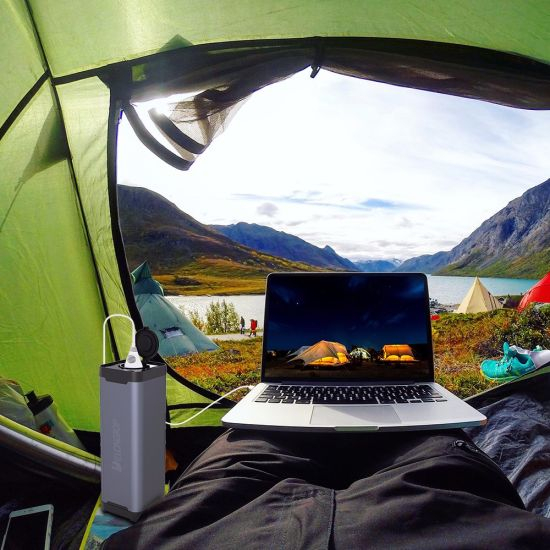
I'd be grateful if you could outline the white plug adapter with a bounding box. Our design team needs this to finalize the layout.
[124,346,143,369]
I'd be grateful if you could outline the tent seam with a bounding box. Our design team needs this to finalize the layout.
[0,71,49,141]
[51,37,550,88]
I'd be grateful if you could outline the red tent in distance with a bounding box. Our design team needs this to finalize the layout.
[517,273,550,312]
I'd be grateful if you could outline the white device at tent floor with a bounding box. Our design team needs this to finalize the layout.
[1,504,53,550]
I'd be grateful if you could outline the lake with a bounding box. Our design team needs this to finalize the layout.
[167,275,538,324]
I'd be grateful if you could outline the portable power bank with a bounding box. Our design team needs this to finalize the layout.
[99,362,166,521]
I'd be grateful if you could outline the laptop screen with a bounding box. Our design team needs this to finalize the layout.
[262,272,433,382]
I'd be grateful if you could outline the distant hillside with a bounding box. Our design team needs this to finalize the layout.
[211,222,357,271]
[117,186,320,295]
[354,259,402,272]
[396,178,550,278]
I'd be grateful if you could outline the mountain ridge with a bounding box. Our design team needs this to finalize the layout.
[118,178,550,293]
[117,185,321,294]
[211,222,358,271]
[355,259,402,272]
[395,178,550,278]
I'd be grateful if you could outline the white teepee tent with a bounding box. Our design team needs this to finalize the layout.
[455,277,503,314]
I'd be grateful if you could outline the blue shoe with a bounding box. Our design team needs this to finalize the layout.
[481,342,536,382]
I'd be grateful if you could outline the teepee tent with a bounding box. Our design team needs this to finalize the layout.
[3,3,550,512]
[517,272,550,312]
[455,277,503,314]
[132,262,218,357]
[291,341,349,367]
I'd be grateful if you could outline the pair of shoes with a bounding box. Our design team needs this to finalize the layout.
[481,342,537,382]
[508,343,550,369]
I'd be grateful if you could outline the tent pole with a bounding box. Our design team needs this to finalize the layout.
[106,93,144,334]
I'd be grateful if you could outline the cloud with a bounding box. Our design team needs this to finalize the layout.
[397,217,413,228]
[361,198,428,210]
[257,202,278,217]
[361,199,399,209]
[236,192,426,213]
[289,190,321,200]
[370,239,420,248]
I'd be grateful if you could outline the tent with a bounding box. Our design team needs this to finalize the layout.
[455,277,503,314]
[290,341,349,367]
[350,347,371,360]
[518,272,550,312]
[382,344,415,361]
[3,2,550,542]
[287,345,310,359]
[4,0,550,438]
[132,262,219,357]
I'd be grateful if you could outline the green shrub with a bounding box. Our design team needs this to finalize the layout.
[187,308,205,331]
[205,300,240,334]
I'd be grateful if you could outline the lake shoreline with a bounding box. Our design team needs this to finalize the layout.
[167,274,537,326]
[163,274,538,298]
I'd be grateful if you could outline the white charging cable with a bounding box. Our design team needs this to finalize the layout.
[166,385,255,426]
[102,313,142,369]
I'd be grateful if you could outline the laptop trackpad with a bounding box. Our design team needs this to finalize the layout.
[310,405,401,426]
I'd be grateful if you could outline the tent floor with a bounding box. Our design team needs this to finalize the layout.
[0,426,225,548]
[0,448,98,550]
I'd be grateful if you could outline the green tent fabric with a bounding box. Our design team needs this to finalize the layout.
[132,262,219,357]
[132,261,164,296]
[3,1,550,437]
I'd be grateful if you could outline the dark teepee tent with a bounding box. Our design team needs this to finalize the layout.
[132,262,219,357]
[3,1,550,544]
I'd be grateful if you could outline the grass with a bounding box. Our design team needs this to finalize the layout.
[431,310,508,398]
[437,249,550,279]
[167,306,550,401]
[434,306,550,397]
[169,338,263,400]
[156,257,319,296]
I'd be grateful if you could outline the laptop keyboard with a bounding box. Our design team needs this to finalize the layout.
[255,384,447,405]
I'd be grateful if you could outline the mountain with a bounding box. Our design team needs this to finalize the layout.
[117,186,319,295]
[211,222,358,271]
[396,178,550,278]
[354,259,402,272]
[394,251,455,274]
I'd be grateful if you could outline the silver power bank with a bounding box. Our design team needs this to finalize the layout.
[100,362,166,521]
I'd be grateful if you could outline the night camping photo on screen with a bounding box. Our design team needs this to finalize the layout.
[263,274,432,381]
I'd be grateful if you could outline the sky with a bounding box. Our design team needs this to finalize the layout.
[118,69,550,263]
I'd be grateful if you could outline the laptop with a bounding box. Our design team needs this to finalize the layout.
[222,272,487,432]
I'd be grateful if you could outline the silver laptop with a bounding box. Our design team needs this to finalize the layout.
[222,272,486,432]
